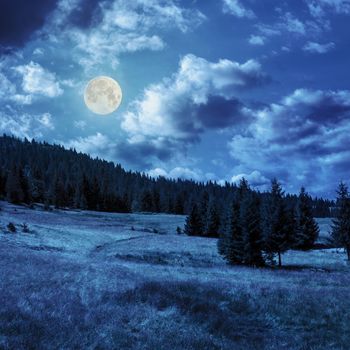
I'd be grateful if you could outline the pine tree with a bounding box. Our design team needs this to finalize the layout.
[206,202,221,237]
[294,187,319,250]
[262,179,292,267]
[184,204,203,236]
[218,195,244,264]
[218,179,252,265]
[199,191,210,231]
[331,182,350,261]
[240,192,264,266]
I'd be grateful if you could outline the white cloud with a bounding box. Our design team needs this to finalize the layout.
[307,0,350,16]
[63,133,113,158]
[74,120,87,130]
[13,61,63,98]
[0,112,55,139]
[281,13,306,35]
[303,41,335,53]
[122,54,265,142]
[148,167,204,181]
[33,48,44,55]
[228,89,350,194]
[248,35,265,46]
[38,113,54,130]
[45,0,205,70]
[231,170,269,187]
[256,24,281,37]
[231,170,270,190]
[222,0,255,18]
[0,71,32,105]
[0,72,16,98]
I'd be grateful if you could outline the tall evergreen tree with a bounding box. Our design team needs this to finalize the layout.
[218,198,244,263]
[205,202,221,238]
[262,179,292,267]
[218,179,250,264]
[240,192,264,266]
[184,204,203,236]
[331,182,350,261]
[294,187,319,250]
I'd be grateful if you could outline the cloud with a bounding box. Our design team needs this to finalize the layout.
[0,72,16,98]
[307,0,350,17]
[248,35,265,46]
[13,61,63,98]
[120,54,267,165]
[228,89,350,195]
[44,0,206,70]
[303,41,335,53]
[148,167,203,181]
[63,133,113,159]
[0,111,55,139]
[0,70,32,105]
[231,170,269,188]
[255,11,330,41]
[74,120,87,130]
[222,0,255,18]
[255,24,281,37]
[281,13,306,35]
[38,113,54,130]
[148,166,220,182]
[117,54,268,170]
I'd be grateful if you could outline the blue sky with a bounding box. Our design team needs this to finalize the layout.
[1,0,350,197]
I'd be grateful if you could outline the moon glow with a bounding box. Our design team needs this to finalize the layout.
[84,76,122,115]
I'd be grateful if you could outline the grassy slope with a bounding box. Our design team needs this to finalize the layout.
[0,202,350,350]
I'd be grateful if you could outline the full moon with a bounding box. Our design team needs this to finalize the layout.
[84,76,122,115]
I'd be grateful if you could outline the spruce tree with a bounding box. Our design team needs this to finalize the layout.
[206,202,221,238]
[262,179,292,267]
[218,179,250,265]
[184,204,203,236]
[331,182,350,261]
[222,198,244,264]
[294,187,319,250]
[240,192,264,266]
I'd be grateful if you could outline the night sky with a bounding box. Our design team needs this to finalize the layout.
[1,0,350,197]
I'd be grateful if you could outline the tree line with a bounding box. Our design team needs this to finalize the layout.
[184,178,319,267]
[0,135,334,218]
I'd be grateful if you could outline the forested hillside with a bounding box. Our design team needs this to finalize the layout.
[0,135,333,219]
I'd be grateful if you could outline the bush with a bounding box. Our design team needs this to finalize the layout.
[176,226,182,235]
[7,222,16,233]
[22,223,30,233]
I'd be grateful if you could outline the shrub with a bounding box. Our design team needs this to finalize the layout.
[22,223,30,233]
[7,222,16,233]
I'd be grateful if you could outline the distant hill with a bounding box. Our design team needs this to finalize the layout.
[0,135,334,218]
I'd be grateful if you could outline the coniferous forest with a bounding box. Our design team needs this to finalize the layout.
[1,134,341,266]
[0,135,334,220]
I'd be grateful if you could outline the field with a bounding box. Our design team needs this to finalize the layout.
[1,202,350,350]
